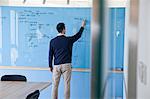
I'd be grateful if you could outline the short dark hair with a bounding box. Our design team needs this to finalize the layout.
[56,23,65,33]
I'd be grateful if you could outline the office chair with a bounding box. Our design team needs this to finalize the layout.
[26,90,40,99]
[1,75,27,81]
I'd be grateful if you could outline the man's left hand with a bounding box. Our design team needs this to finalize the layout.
[50,67,53,72]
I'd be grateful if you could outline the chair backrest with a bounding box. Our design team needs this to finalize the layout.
[1,75,27,81]
[26,90,40,99]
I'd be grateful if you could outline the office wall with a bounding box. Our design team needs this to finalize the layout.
[108,8,125,98]
[109,8,125,70]
[137,0,150,99]
[0,0,92,7]
[0,0,9,5]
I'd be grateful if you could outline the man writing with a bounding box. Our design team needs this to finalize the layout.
[49,20,86,99]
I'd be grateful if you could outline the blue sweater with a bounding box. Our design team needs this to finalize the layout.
[49,27,84,67]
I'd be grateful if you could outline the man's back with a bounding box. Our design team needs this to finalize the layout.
[49,27,84,67]
[50,35,73,65]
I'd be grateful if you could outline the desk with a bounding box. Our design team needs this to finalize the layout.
[0,81,51,99]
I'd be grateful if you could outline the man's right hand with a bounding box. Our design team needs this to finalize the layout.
[81,19,86,27]
[50,67,53,72]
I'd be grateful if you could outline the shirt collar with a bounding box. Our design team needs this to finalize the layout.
[57,33,65,36]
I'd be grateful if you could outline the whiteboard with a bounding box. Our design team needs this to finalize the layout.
[0,6,91,68]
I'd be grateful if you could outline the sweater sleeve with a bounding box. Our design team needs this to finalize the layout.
[49,40,54,68]
[69,27,84,43]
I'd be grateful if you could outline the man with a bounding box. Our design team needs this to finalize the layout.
[49,20,86,99]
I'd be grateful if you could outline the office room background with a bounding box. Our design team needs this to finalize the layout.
[0,0,127,99]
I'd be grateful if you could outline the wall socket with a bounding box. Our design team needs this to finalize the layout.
[138,61,147,85]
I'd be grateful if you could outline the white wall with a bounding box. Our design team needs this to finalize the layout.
[107,0,127,7]
[0,0,92,7]
[123,0,130,98]
[137,0,150,99]
[0,0,9,5]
